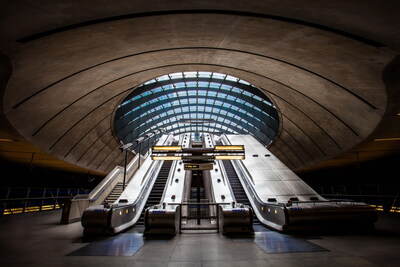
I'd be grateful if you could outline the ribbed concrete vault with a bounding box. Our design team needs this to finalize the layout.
[1,11,396,173]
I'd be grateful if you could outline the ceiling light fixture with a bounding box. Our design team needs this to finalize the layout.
[0,138,15,142]
[374,137,400,141]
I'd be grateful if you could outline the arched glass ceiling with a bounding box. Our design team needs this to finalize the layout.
[114,71,279,150]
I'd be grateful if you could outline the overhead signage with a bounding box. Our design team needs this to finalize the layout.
[184,163,213,170]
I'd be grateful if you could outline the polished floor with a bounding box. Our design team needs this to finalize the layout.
[0,210,399,266]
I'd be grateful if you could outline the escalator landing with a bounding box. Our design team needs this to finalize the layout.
[68,224,328,256]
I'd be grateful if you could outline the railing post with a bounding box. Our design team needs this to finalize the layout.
[123,149,128,191]
[41,188,46,211]
[3,187,11,215]
[179,204,182,234]
[23,187,31,214]
[216,204,219,233]
[54,188,59,209]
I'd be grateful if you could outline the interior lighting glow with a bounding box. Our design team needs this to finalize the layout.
[373,137,400,141]
[153,146,182,151]
[215,155,245,160]
[152,156,182,160]
[215,145,244,150]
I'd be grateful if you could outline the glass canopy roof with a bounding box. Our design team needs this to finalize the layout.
[114,71,279,151]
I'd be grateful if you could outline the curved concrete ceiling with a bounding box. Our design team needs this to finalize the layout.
[1,1,399,175]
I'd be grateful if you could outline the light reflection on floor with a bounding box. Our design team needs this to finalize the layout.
[68,225,328,256]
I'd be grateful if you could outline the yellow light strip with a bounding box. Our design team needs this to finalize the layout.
[153,146,182,151]
[152,156,182,160]
[215,155,245,160]
[2,205,62,215]
[374,137,400,141]
[214,145,244,150]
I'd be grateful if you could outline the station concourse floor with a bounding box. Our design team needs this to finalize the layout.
[0,210,399,267]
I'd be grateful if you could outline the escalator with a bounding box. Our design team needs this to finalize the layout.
[215,140,259,224]
[136,160,172,225]
[221,159,260,224]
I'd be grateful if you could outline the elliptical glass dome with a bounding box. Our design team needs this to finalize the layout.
[114,71,279,152]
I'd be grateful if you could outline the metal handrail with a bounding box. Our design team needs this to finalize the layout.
[109,135,174,209]
[88,167,122,200]
[89,154,140,201]
[216,159,238,202]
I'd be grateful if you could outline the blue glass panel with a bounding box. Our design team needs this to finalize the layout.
[169,72,183,79]
[174,82,185,88]
[177,91,186,97]
[235,98,245,104]
[151,87,163,93]
[132,95,141,101]
[214,100,223,106]
[144,79,157,85]
[231,87,242,93]
[184,71,197,78]
[163,84,174,90]
[198,81,209,87]
[207,91,217,97]
[227,95,236,101]
[198,90,207,96]
[198,72,212,78]
[226,75,238,82]
[253,95,263,101]
[221,84,232,91]
[142,91,152,97]
[242,91,253,97]
[218,92,227,98]
[156,75,170,82]
[210,82,220,88]
[238,79,250,85]
[212,73,226,80]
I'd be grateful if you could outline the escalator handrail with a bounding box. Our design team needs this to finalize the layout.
[220,135,274,207]
[86,154,140,201]
[216,159,237,202]
[106,135,174,231]
[160,160,177,203]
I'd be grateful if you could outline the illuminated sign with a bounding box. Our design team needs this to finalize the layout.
[184,163,213,170]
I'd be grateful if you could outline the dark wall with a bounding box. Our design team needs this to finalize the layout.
[299,154,400,188]
[0,159,104,189]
